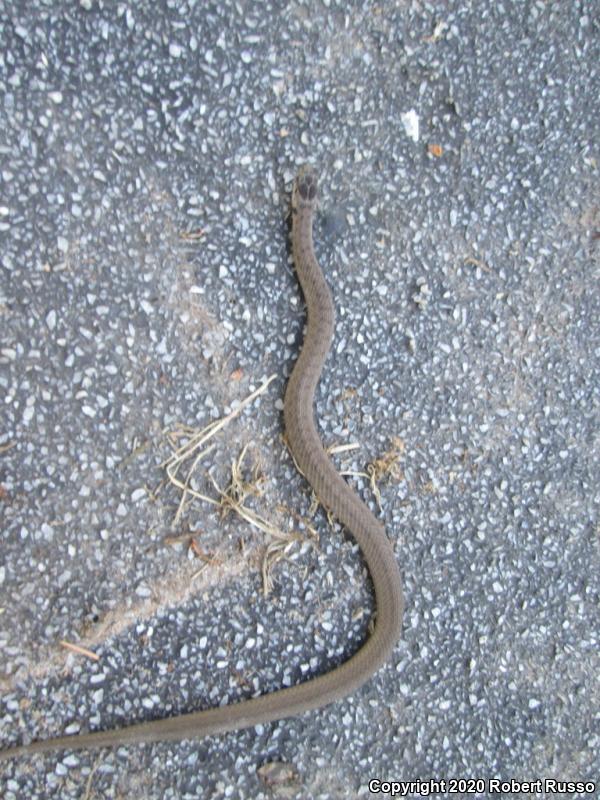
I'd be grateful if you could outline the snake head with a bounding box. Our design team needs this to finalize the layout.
[292,166,318,211]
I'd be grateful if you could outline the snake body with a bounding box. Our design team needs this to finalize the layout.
[0,167,403,760]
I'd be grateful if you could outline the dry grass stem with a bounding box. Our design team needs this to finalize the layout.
[328,442,360,455]
[191,565,209,581]
[261,538,301,596]
[60,640,100,661]
[163,375,301,594]
[163,375,277,527]
[339,468,370,480]
[82,758,102,800]
[180,228,205,241]
[464,255,491,272]
[163,374,276,468]
[170,445,216,529]
[209,445,303,595]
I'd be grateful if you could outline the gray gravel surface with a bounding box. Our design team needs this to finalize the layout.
[1,1,599,798]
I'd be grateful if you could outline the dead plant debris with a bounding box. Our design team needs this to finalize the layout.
[179,228,205,241]
[163,374,305,595]
[367,436,406,510]
[59,640,100,662]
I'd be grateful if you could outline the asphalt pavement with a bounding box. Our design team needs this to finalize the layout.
[1,1,599,798]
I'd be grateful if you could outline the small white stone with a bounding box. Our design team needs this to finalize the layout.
[41,522,54,540]
[64,722,81,734]
[401,109,419,142]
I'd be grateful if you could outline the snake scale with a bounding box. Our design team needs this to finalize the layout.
[0,167,404,760]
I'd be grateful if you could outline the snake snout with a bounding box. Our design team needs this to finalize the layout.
[295,166,318,204]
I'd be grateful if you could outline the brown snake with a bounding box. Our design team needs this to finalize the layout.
[0,167,404,760]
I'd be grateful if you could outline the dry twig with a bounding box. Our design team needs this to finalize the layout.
[60,640,100,662]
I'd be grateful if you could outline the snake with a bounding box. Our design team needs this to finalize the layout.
[0,166,404,761]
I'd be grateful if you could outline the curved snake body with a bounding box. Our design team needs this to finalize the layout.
[0,167,404,760]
